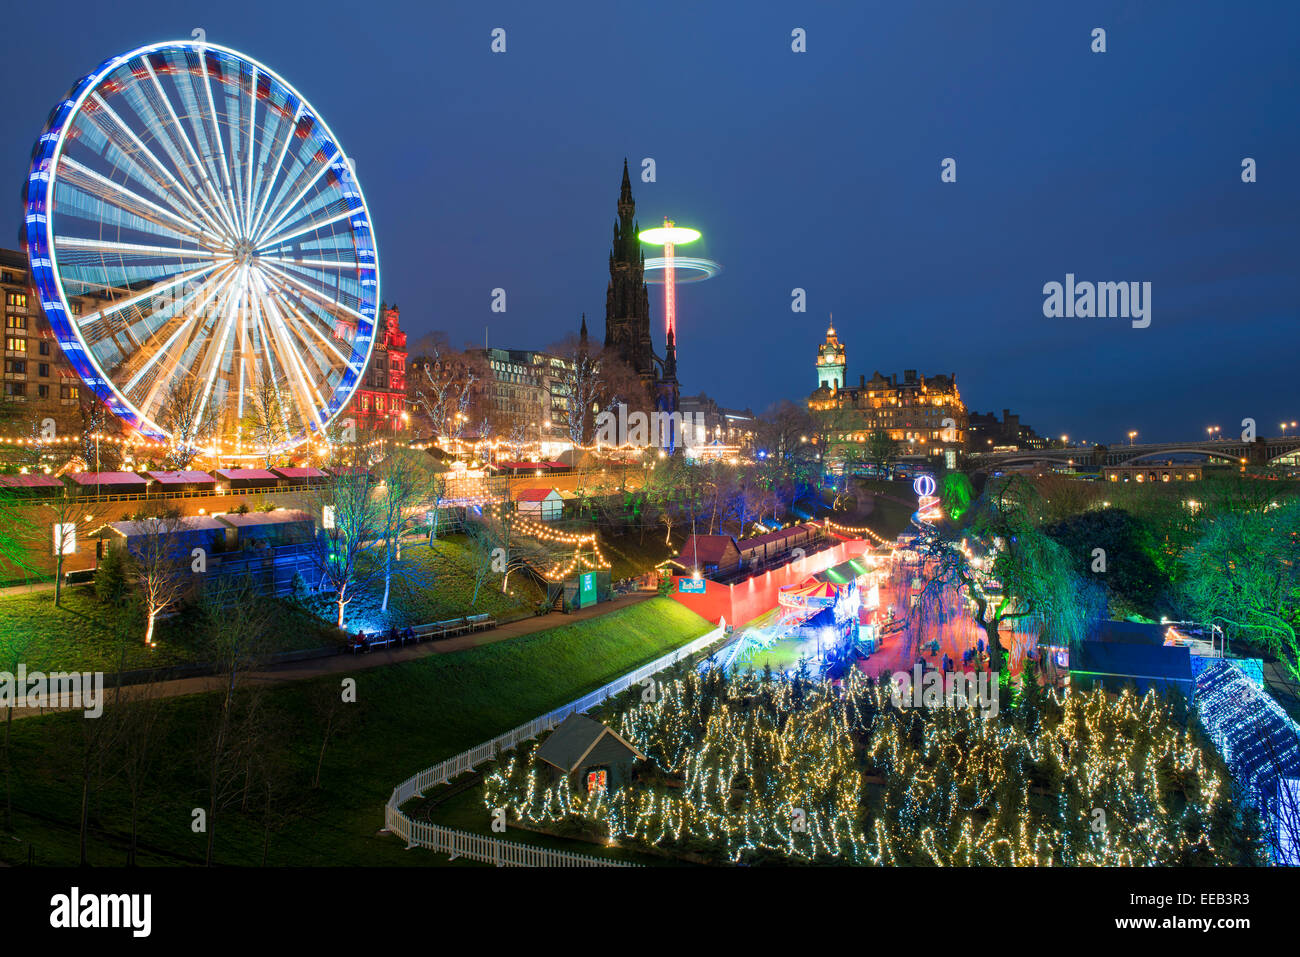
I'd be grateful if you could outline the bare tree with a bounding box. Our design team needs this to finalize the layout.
[409,333,483,446]
[300,460,384,629]
[308,678,357,790]
[79,396,124,473]
[1,624,39,832]
[504,420,530,461]
[110,670,170,866]
[242,376,292,467]
[550,335,647,448]
[157,376,219,469]
[196,577,273,866]
[124,510,191,648]
[551,334,602,447]
[41,484,111,606]
[371,442,442,611]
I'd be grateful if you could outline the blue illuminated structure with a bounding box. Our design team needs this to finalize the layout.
[24,40,380,454]
[1196,659,1300,862]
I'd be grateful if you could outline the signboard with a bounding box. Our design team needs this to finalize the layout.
[53,522,76,556]
[579,571,597,608]
[678,577,707,594]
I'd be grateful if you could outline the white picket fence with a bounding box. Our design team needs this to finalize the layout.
[385,617,728,867]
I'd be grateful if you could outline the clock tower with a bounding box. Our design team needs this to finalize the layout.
[815,318,846,392]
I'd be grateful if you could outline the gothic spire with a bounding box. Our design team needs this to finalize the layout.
[619,157,633,208]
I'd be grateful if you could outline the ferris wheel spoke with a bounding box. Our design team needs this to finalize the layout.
[74,262,220,330]
[257,260,370,326]
[261,288,353,369]
[252,156,333,247]
[56,236,221,261]
[243,68,261,238]
[188,269,248,427]
[142,58,241,242]
[120,266,238,397]
[259,254,359,272]
[255,206,359,251]
[84,94,227,243]
[131,268,241,420]
[55,156,225,248]
[244,291,297,436]
[251,276,328,432]
[114,77,236,244]
[197,57,247,240]
[245,103,302,242]
[71,116,223,244]
[85,264,236,394]
[256,273,336,419]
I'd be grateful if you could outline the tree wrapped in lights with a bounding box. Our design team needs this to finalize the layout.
[484,666,1257,865]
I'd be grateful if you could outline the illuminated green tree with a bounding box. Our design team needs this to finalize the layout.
[1179,499,1300,681]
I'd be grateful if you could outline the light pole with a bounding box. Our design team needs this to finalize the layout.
[1128,430,1137,447]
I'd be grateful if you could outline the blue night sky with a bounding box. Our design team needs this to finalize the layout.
[2,0,1295,444]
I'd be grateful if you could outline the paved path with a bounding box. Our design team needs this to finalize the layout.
[0,580,56,597]
[6,590,657,720]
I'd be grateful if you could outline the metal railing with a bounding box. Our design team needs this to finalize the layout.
[385,616,728,867]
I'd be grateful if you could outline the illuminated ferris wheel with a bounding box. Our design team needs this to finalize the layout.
[24,40,379,454]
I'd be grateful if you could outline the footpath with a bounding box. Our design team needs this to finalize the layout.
[7,590,657,720]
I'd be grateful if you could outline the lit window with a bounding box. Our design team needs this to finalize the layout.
[586,769,608,793]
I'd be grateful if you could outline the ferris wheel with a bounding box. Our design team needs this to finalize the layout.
[24,40,379,454]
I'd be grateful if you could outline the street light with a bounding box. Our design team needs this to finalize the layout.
[1128,431,1137,446]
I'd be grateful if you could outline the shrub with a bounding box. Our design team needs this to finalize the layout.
[94,545,129,607]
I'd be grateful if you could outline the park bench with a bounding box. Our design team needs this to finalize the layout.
[348,614,497,653]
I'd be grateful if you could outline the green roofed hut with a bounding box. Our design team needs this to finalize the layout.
[534,713,645,795]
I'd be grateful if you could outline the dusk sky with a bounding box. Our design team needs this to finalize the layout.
[2,0,1295,444]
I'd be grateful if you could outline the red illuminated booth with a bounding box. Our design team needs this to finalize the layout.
[214,468,279,491]
[270,466,328,487]
[65,472,148,495]
[0,474,64,497]
[145,470,217,493]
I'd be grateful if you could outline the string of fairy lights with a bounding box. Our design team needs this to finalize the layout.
[821,518,896,546]
[483,667,1243,865]
[510,513,611,580]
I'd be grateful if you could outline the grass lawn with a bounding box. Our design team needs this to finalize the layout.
[0,535,551,675]
[0,585,340,674]
[0,596,714,867]
[743,640,815,674]
[599,531,678,580]
[299,534,546,633]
